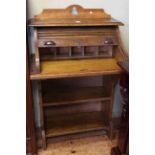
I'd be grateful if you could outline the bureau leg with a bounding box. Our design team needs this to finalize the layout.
[108,120,113,140]
[102,76,117,140]
[38,82,46,149]
[42,130,47,150]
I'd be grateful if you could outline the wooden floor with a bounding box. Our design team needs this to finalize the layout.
[38,135,117,155]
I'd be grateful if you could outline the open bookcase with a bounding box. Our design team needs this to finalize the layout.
[41,79,112,139]
[36,76,119,149]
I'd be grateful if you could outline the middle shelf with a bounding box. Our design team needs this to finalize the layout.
[42,86,111,107]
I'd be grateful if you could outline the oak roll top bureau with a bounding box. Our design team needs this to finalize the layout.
[28,5,128,149]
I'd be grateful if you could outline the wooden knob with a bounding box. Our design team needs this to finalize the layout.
[104,39,114,44]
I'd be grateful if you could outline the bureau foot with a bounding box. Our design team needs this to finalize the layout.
[108,121,113,140]
[111,147,122,155]
[41,130,47,150]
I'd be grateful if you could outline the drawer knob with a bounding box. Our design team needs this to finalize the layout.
[104,39,114,44]
[44,41,56,46]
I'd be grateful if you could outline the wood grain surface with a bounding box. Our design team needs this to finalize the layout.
[30,58,123,80]
[28,5,123,27]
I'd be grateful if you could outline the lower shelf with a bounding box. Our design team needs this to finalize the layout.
[45,112,108,138]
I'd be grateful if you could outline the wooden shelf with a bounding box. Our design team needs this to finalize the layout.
[30,58,123,80]
[45,112,108,138]
[42,86,111,107]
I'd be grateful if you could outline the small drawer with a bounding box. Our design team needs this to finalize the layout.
[72,46,84,57]
[57,47,71,57]
[85,46,98,56]
[40,47,57,60]
[98,46,113,57]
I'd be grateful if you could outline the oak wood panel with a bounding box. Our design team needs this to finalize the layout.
[45,112,108,138]
[37,27,117,38]
[38,35,117,47]
[42,86,111,107]
[30,58,123,80]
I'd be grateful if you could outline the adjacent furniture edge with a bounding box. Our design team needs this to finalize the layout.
[26,45,37,154]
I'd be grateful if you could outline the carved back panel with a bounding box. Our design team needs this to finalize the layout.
[35,5,111,19]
